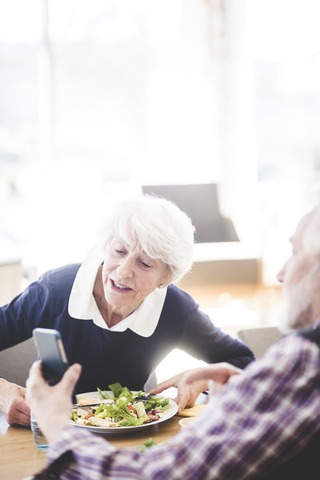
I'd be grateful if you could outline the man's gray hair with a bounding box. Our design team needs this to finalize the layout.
[302,205,320,258]
[99,194,195,284]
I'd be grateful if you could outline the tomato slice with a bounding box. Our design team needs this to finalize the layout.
[85,413,95,420]
[126,405,136,415]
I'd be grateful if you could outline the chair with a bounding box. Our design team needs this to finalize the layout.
[142,183,239,243]
[236,326,282,359]
[142,184,261,286]
[0,338,37,386]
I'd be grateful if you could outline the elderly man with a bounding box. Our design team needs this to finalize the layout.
[26,205,320,480]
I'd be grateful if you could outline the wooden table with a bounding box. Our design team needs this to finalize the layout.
[0,410,182,480]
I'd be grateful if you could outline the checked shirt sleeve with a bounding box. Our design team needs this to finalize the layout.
[163,333,320,480]
[45,334,320,480]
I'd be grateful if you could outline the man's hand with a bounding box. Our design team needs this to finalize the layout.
[26,361,81,444]
[150,372,208,413]
[0,378,31,426]
[150,363,243,413]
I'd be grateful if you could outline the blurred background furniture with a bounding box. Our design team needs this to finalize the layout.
[143,184,261,286]
[143,183,239,243]
[0,339,37,387]
[236,325,283,359]
[0,258,22,306]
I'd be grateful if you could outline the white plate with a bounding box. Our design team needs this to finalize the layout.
[73,391,178,434]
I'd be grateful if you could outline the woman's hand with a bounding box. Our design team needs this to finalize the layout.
[26,361,81,444]
[150,363,243,413]
[0,378,31,426]
[150,372,208,413]
[180,363,243,395]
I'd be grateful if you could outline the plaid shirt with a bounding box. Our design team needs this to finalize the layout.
[38,332,320,480]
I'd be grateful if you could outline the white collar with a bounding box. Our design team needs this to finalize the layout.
[68,241,167,337]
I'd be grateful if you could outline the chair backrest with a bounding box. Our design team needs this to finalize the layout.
[236,326,283,359]
[0,338,37,387]
[142,184,239,243]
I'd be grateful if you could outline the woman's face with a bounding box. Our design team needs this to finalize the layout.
[102,236,169,314]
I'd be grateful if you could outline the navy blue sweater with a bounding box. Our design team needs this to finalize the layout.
[0,264,254,393]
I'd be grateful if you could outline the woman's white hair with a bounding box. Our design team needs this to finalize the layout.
[99,194,195,284]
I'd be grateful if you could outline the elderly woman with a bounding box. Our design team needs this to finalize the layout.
[0,195,254,426]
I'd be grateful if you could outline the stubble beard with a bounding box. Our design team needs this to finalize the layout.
[278,263,318,334]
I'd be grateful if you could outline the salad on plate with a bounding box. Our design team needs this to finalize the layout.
[72,383,171,428]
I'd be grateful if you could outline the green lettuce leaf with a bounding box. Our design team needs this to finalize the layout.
[108,383,123,397]
[117,405,145,426]
[97,387,114,400]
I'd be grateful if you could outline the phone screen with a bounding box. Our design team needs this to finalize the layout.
[32,328,77,403]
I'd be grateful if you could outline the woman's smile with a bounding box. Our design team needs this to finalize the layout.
[110,279,132,292]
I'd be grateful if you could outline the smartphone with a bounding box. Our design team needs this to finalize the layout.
[32,328,76,403]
